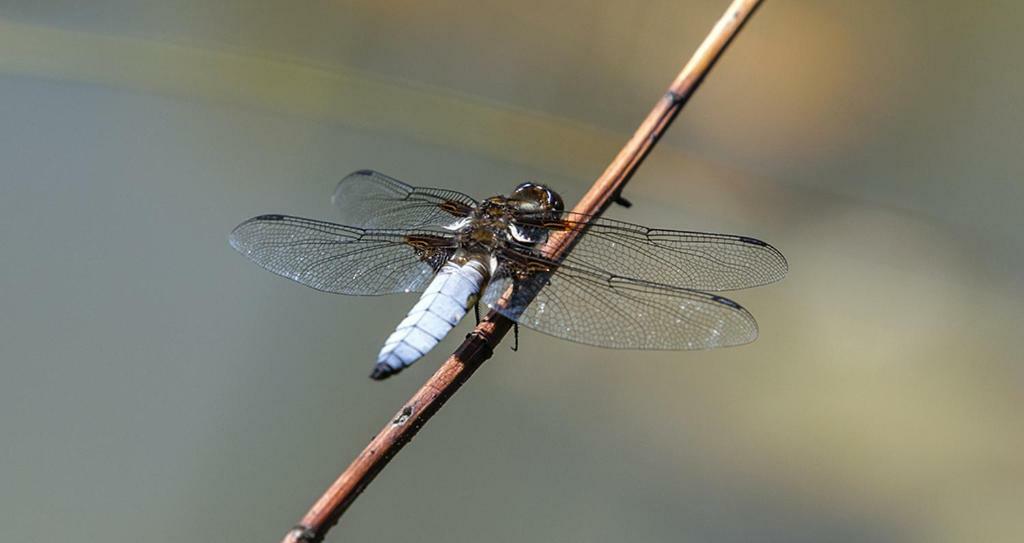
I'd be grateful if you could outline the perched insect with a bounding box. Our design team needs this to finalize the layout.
[230,170,788,379]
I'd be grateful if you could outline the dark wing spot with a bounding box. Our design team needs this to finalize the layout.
[737,236,767,246]
[711,295,742,309]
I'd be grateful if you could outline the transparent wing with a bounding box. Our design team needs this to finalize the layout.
[332,170,478,230]
[481,250,758,350]
[515,212,788,292]
[230,214,457,295]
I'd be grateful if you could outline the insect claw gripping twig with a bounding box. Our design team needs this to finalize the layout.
[279,2,766,540]
[464,328,496,360]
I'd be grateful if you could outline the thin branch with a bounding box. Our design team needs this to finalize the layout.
[282,1,763,541]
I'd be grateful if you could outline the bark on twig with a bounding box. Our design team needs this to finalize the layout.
[282,1,763,541]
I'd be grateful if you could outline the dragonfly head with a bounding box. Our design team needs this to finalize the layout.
[511,182,564,215]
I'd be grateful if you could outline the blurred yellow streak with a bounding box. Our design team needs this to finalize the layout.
[0,18,620,180]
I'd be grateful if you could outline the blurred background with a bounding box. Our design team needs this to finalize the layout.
[1,1,1021,542]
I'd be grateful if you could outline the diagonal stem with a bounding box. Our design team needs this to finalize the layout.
[282,1,763,541]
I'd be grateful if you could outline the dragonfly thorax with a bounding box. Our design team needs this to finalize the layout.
[461,184,563,252]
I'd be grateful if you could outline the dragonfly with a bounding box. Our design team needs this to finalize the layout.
[230,170,788,379]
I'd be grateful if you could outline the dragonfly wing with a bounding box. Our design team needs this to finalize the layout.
[230,214,457,295]
[481,250,758,350]
[333,170,478,230]
[516,212,787,292]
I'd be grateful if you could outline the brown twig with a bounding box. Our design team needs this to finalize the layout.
[282,1,763,541]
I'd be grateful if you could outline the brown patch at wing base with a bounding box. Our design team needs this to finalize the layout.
[404,234,456,269]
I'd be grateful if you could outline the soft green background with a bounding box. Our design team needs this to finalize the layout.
[1,2,1021,542]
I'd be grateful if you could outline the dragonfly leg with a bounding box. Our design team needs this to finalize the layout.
[474,302,480,325]
[511,322,519,352]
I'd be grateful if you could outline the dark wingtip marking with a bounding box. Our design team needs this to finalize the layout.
[256,214,286,221]
[737,235,767,246]
[370,363,400,381]
[352,169,376,176]
[711,295,742,309]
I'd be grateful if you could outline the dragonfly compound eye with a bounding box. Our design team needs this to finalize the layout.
[513,182,564,212]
